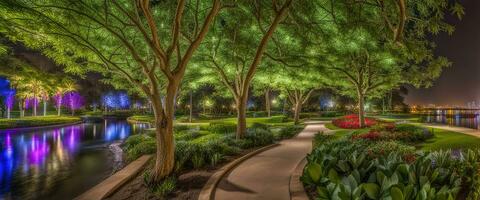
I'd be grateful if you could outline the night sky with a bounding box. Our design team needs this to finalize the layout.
[405,0,480,106]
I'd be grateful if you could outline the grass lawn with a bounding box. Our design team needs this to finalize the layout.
[420,128,480,151]
[325,123,342,130]
[128,115,295,127]
[323,119,480,151]
[0,116,82,129]
[369,113,421,123]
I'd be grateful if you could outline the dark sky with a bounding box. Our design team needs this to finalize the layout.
[405,0,480,106]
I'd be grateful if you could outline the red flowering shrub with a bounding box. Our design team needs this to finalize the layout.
[332,114,377,129]
[352,131,381,141]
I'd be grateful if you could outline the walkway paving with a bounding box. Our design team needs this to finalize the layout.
[422,123,480,138]
[213,121,327,200]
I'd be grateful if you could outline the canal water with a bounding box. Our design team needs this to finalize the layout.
[0,119,150,200]
[422,109,480,129]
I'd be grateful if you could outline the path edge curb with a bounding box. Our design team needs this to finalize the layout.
[289,158,309,200]
[75,154,153,200]
[198,143,281,200]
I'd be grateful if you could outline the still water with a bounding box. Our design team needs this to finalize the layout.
[0,120,150,200]
[422,109,480,129]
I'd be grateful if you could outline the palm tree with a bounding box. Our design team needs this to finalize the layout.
[54,78,77,116]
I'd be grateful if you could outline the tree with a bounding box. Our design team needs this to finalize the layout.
[63,91,84,115]
[197,0,293,139]
[3,90,15,119]
[53,78,77,116]
[0,0,221,180]
[287,0,463,127]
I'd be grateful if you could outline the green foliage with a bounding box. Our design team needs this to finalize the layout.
[143,171,176,198]
[302,138,464,200]
[124,136,156,161]
[421,128,480,151]
[207,122,236,134]
[276,125,304,140]
[0,116,81,129]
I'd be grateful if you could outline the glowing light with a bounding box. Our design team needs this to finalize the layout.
[101,91,131,109]
[63,91,85,113]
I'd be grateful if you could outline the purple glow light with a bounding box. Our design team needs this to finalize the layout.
[4,90,15,110]
[24,97,39,110]
[53,93,63,109]
[63,92,84,114]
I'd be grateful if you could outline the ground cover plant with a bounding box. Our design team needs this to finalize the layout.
[304,123,480,200]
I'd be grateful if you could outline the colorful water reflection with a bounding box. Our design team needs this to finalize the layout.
[424,109,480,129]
[0,120,149,200]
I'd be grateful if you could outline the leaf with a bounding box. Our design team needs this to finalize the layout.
[328,169,341,183]
[317,186,329,199]
[307,163,323,183]
[363,183,380,199]
[390,187,404,200]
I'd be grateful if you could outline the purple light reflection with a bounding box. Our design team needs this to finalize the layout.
[0,120,148,199]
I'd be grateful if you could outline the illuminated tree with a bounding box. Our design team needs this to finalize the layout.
[63,91,84,115]
[53,78,77,116]
[3,90,15,119]
[0,0,221,180]
[197,0,293,139]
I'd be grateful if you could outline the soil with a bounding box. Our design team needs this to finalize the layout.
[105,149,255,200]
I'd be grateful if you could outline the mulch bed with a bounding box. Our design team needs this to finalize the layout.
[105,149,256,200]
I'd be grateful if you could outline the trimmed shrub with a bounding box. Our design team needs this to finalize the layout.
[276,125,304,140]
[244,128,275,148]
[267,116,288,123]
[250,122,269,130]
[207,122,236,134]
[125,139,156,161]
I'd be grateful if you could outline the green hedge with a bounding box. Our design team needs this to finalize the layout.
[0,116,81,129]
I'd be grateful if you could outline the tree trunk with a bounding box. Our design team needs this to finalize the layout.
[33,99,37,116]
[358,92,366,128]
[265,88,271,118]
[293,102,302,125]
[7,107,10,119]
[19,101,24,118]
[189,91,193,123]
[152,82,177,182]
[43,100,47,116]
[236,94,248,139]
[57,105,61,116]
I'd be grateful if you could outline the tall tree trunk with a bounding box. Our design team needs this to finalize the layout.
[57,104,61,116]
[43,100,47,116]
[236,94,248,139]
[358,92,366,128]
[7,107,10,119]
[265,88,271,118]
[189,90,193,123]
[293,102,302,125]
[19,102,24,118]
[33,99,37,116]
[152,82,177,181]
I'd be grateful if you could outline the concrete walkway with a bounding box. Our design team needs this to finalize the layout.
[213,121,327,200]
[422,123,480,138]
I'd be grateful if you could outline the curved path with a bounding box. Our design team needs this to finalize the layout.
[213,121,327,200]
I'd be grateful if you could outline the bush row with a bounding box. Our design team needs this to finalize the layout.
[123,123,305,170]
[303,134,480,200]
